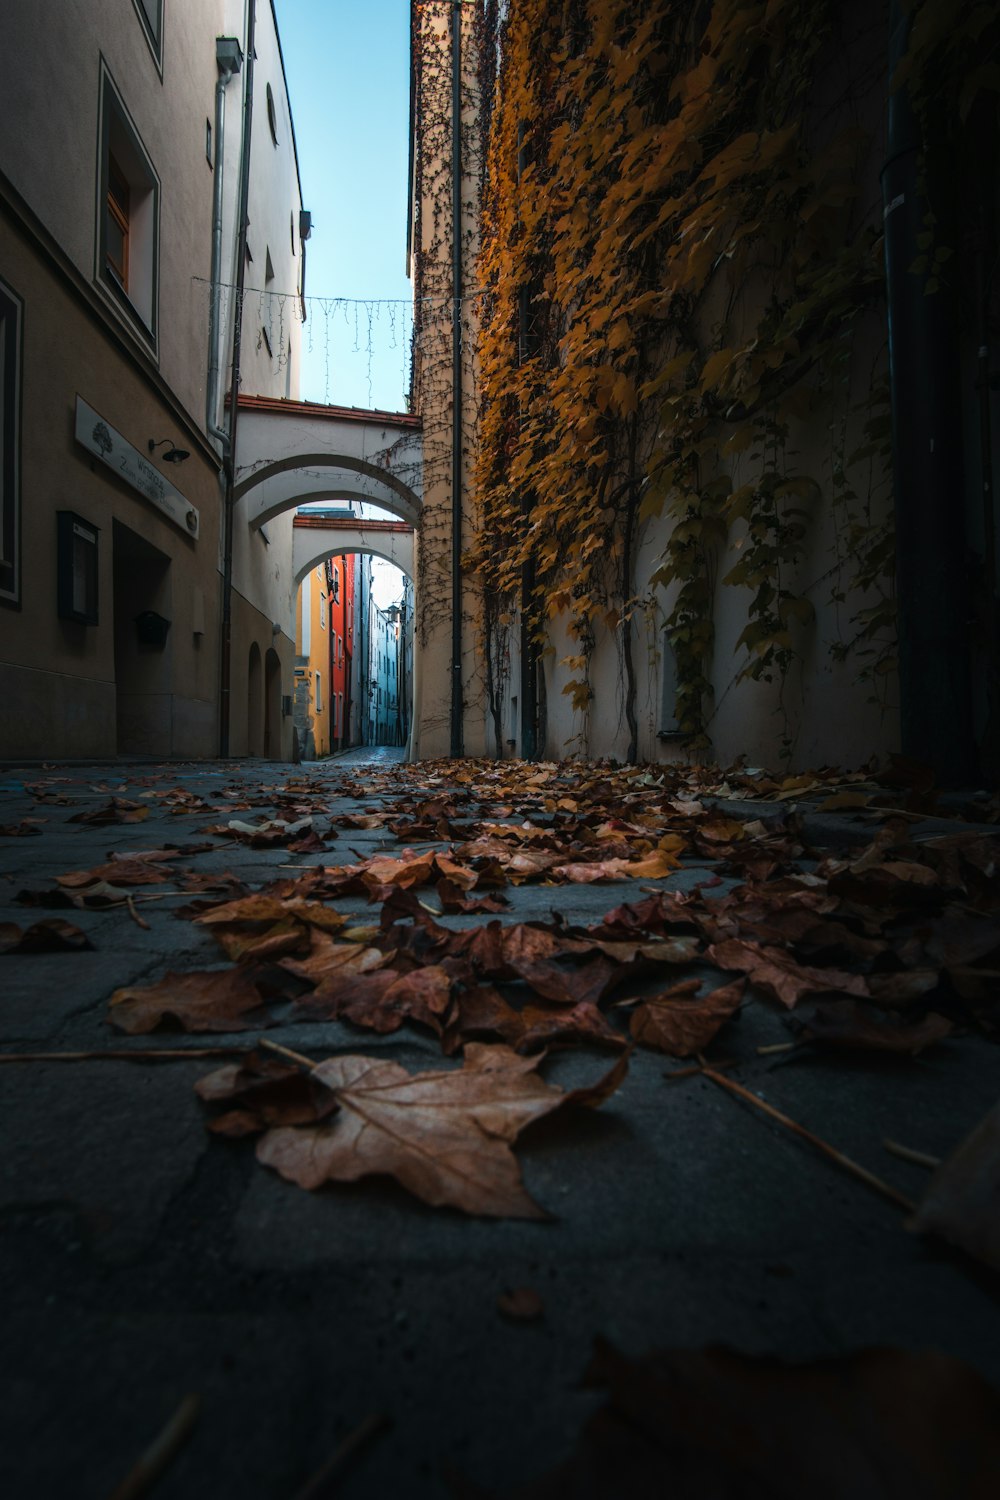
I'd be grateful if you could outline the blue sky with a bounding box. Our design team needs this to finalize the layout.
[274,0,412,604]
[273,0,413,413]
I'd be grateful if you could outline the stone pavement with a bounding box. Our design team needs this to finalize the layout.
[1,754,998,1498]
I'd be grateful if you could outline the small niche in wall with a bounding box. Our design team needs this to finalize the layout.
[56,511,99,625]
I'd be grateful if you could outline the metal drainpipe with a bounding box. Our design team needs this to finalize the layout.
[206,39,242,447]
[517,121,537,760]
[219,0,256,757]
[971,94,999,771]
[881,0,974,783]
[450,0,464,758]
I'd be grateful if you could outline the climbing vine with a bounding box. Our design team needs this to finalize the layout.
[469,0,996,751]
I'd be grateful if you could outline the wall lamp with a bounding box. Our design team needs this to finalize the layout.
[148,437,190,464]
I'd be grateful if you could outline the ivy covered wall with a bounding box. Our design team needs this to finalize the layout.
[461,0,1000,774]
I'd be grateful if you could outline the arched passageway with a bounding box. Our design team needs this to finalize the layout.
[231,396,423,763]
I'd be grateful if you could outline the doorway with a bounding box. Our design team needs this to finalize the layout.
[264,647,281,757]
[112,521,172,755]
[247,643,263,756]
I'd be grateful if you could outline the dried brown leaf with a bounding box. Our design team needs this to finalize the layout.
[706,938,869,1008]
[0,918,94,955]
[909,1099,1000,1272]
[790,1000,952,1054]
[109,967,268,1034]
[630,977,745,1057]
[255,1043,626,1218]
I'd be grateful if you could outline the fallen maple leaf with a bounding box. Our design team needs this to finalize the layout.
[0,918,94,955]
[300,963,454,1035]
[250,1043,627,1218]
[108,967,269,1033]
[706,938,869,1008]
[495,1339,1000,1497]
[909,1099,1000,1272]
[278,932,390,985]
[629,978,745,1057]
[194,892,347,938]
[56,859,175,887]
[448,985,627,1054]
[195,1050,339,1136]
[789,1001,952,1054]
[68,798,149,824]
[551,848,680,883]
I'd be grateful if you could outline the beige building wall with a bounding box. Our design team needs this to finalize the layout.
[0,0,303,762]
[0,1,228,760]
[217,1,303,760]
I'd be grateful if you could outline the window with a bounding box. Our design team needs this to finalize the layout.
[0,275,23,608]
[56,512,99,625]
[319,590,326,629]
[131,0,163,69]
[315,672,322,712]
[98,67,159,345]
[266,83,278,145]
[332,565,340,602]
[105,156,129,286]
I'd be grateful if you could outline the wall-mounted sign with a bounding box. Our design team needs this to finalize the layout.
[74,397,200,540]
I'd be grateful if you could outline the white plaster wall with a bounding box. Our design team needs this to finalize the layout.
[217,0,303,755]
[237,4,303,405]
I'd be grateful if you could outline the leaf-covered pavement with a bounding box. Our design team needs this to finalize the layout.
[1,751,999,1496]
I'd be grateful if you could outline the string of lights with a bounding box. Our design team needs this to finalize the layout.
[192,275,484,305]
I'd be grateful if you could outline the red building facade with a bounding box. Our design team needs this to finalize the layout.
[326,553,355,751]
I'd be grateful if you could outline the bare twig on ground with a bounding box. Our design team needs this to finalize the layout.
[259,1037,318,1070]
[702,1067,915,1212]
[292,1412,390,1500]
[0,1048,256,1064]
[108,1393,200,1500]
[883,1138,942,1170]
[126,896,150,930]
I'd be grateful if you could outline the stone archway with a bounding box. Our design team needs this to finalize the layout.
[232,396,429,761]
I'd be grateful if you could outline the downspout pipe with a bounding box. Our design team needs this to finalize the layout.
[517,121,537,761]
[206,37,243,449]
[881,0,974,783]
[450,0,464,758]
[219,0,256,757]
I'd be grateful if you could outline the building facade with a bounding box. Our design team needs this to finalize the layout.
[0,0,305,761]
[327,552,355,752]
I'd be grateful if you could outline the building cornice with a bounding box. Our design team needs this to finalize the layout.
[236,393,422,429]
